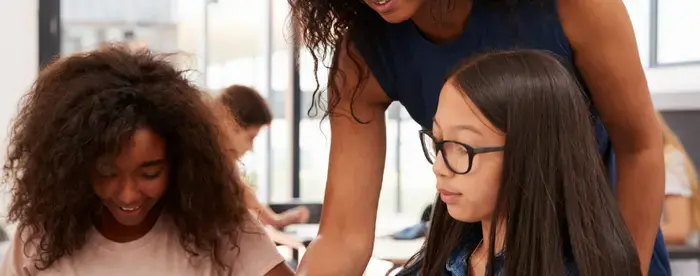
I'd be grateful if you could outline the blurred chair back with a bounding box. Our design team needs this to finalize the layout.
[269,202,323,224]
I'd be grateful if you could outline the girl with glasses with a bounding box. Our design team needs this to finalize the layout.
[398,50,640,276]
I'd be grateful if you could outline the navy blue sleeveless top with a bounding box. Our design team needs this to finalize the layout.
[353,0,670,275]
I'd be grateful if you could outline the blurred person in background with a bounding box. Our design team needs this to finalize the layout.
[213,85,310,229]
[658,113,700,276]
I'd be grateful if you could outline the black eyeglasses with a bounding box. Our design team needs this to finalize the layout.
[419,130,504,174]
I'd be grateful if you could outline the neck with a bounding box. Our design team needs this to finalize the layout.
[468,218,505,276]
[96,203,162,243]
[411,0,473,43]
[479,218,506,254]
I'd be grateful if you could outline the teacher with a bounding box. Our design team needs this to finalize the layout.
[290,0,667,275]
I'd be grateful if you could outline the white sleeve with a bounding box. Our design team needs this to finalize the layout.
[225,213,285,276]
[665,149,693,197]
[0,228,37,276]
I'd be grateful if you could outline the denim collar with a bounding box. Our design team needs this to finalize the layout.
[445,240,505,276]
[444,244,580,276]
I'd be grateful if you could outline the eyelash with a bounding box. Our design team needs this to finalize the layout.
[142,171,161,180]
[97,171,161,179]
[98,173,117,179]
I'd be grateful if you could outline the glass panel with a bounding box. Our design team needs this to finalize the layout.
[268,0,293,202]
[269,51,292,203]
[299,48,331,202]
[621,0,651,68]
[656,0,700,64]
[204,0,293,202]
[60,0,293,203]
[61,0,180,55]
[206,0,269,199]
[399,117,436,217]
[298,48,401,215]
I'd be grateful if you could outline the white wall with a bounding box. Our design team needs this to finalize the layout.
[0,0,38,224]
[624,0,700,110]
[0,0,38,150]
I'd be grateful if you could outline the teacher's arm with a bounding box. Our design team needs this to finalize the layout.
[560,0,665,274]
[296,40,392,275]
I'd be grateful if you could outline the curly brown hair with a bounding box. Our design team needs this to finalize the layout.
[3,45,247,271]
[289,0,545,121]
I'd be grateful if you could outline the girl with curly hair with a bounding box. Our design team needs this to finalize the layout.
[290,0,666,275]
[0,46,294,276]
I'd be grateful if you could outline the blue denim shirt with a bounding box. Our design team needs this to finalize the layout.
[443,243,578,276]
[444,242,505,276]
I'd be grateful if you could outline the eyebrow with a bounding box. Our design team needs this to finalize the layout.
[140,159,165,168]
[432,118,482,136]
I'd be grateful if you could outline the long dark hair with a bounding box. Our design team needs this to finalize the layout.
[4,46,247,271]
[289,0,541,121]
[400,50,641,276]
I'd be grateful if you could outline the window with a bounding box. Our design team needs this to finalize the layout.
[297,48,433,216]
[298,48,331,203]
[398,107,436,216]
[202,0,293,203]
[61,0,179,56]
[653,0,700,65]
[60,0,294,203]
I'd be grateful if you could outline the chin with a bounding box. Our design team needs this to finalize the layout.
[108,204,152,226]
[366,0,421,24]
[379,13,413,24]
[446,205,482,223]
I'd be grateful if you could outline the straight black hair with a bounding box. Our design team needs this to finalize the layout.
[400,50,641,276]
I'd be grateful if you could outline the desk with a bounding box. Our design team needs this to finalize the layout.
[668,245,700,260]
[284,214,419,241]
[372,237,424,265]
[280,227,700,270]
[283,224,318,245]
[284,220,423,265]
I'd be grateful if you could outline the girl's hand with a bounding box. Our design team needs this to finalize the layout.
[277,206,310,228]
[265,227,306,250]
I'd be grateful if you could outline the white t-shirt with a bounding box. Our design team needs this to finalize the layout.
[665,149,693,198]
[0,213,284,276]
